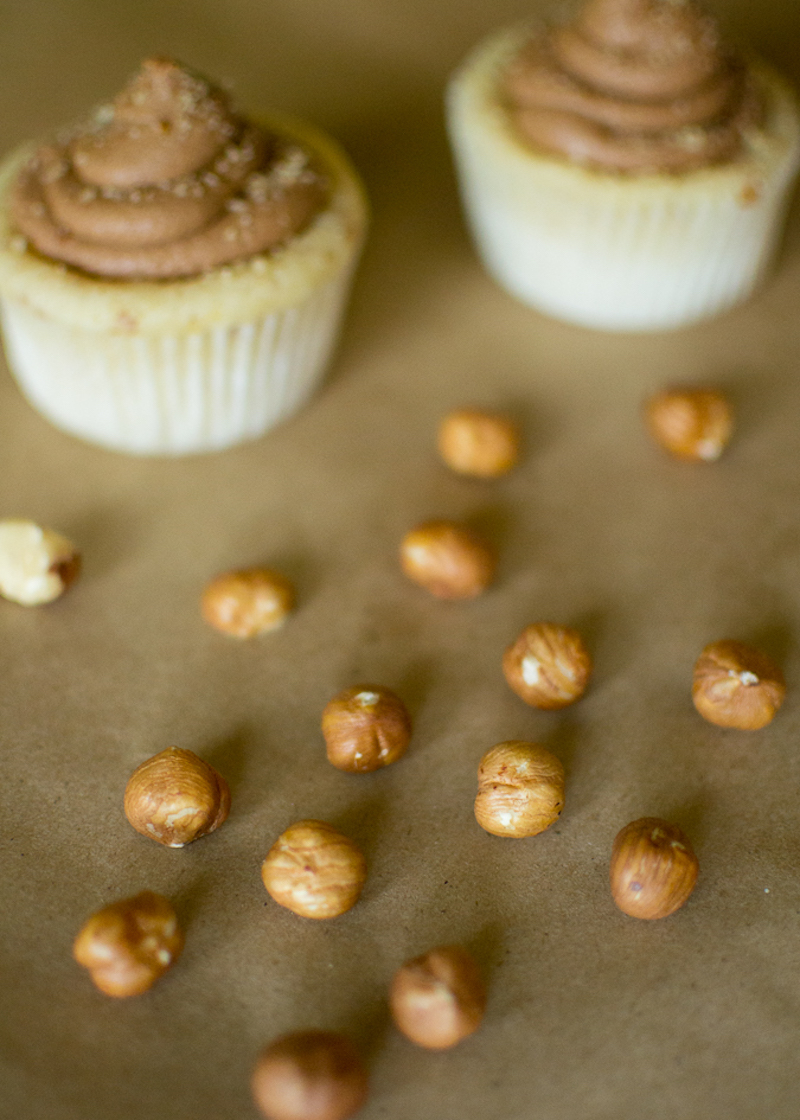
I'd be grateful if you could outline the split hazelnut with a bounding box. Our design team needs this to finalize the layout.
[261,820,367,919]
[400,519,495,599]
[72,890,183,996]
[389,945,486,1050]
[201,568,294,637]
[645,387,733,462]
[502,622,592,709]
[692,639,785,730]
[474,741,565,838]
[251,1031,368,1120]
[437,408,520,478]
[609,818,699,920]
[0,518,81,605]
[124,747,231,847]
[321,685,412,772]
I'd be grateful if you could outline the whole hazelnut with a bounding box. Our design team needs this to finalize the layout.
[124,747,231,847]
[201,568,294,637]
[72,890,183,997]
[610,818,699,920]
[322,685,412,772]
[389,945,486,1050]
[474,741,565,838]
[437,408,520,478]
[261,820,367,919]
[692,639,785,730]
[0,518,81,605]
[400,520,495,600]
[251,1031,368,1120]
[645,388,733,462]
[502,622,592,709]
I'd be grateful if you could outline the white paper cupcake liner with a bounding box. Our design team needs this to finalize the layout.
[447,28,800,332]
[0,268,352,454]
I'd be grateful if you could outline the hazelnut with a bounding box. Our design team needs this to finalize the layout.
[645,387,733,462]
[124,746,231,847]
[692,639,785,730]
[261,820,367,919]
[399,520,495,600]
[72,890,183,996]
[474,740,565,838]
[609,818,699,920]
[201,568,294,637]
[437,408,520,478]
[321,685,412,772]
[502,622,592,709]
[251,1031,368,1120]
[389,945,486,1050]
[0,518,80,605]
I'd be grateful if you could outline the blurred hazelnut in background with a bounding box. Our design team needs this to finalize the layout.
[400,519,495,599]
[503,622,592,709]
[692,639,785,729]
[251,1030,369,1120]
[0,518,80,605]
[202,567,295,637]
[437,408,520,478]
[645,387,733,462]
[389,945,486,1049]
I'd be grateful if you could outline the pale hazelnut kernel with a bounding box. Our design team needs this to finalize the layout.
[0,518,81,605]
[692,639,785,730]
[610,818,699,920]
[261,820,367,919]
[474,741,565,838]
[389,945,486,1050]
[72,890,183,997]
[502,622,592,709]
[322,685,412,773]
[251,1031,369,1120]
[437,408,520,478]
[124,747,231,847]
[645,387,733,462]
[399,520,495,600]
[201,568,294,638]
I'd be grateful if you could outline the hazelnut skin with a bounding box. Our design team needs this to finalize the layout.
[502,622,592,709]
[610,818,699,920]
[692,640,785,730]
[400,520,496,600]
[202,568,294,637]
[73,890,183,997]
[251,1031,368,1120]
[475,741,565,838]
[322,685,412,772]
[389,945,486,1050]
[0,518,81,605]
[645,388,733,462]
[437,408,520,478]
[124,747,231,847]
[261,820,367,919]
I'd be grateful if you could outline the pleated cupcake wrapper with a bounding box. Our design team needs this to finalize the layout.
[447,33,800,332]
[0,268,352,454]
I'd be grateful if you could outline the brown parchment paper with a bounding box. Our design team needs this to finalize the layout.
[2,2,800,1118]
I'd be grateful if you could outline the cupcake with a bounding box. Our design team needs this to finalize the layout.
[446,0,800,331]
[0,58,367,454]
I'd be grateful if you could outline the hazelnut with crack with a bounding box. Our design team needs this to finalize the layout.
[261,820,367,919]
[251,1030,369,1120]
[475,741,564,838]
[73,890,183,996]
[400,520,495,599]
[322,685,411,772]
[692,639,785,729]
[645,387,733,461]
[389,945,486,1049]
[124,747,231,847]
[437,408,520,478]
[202,568,294,637]
[0,518,80,605]
[502,622,591,709]
[610,818,699,920]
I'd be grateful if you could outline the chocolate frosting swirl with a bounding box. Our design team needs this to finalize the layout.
[504,0,761,173]
[10,58,326,279]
